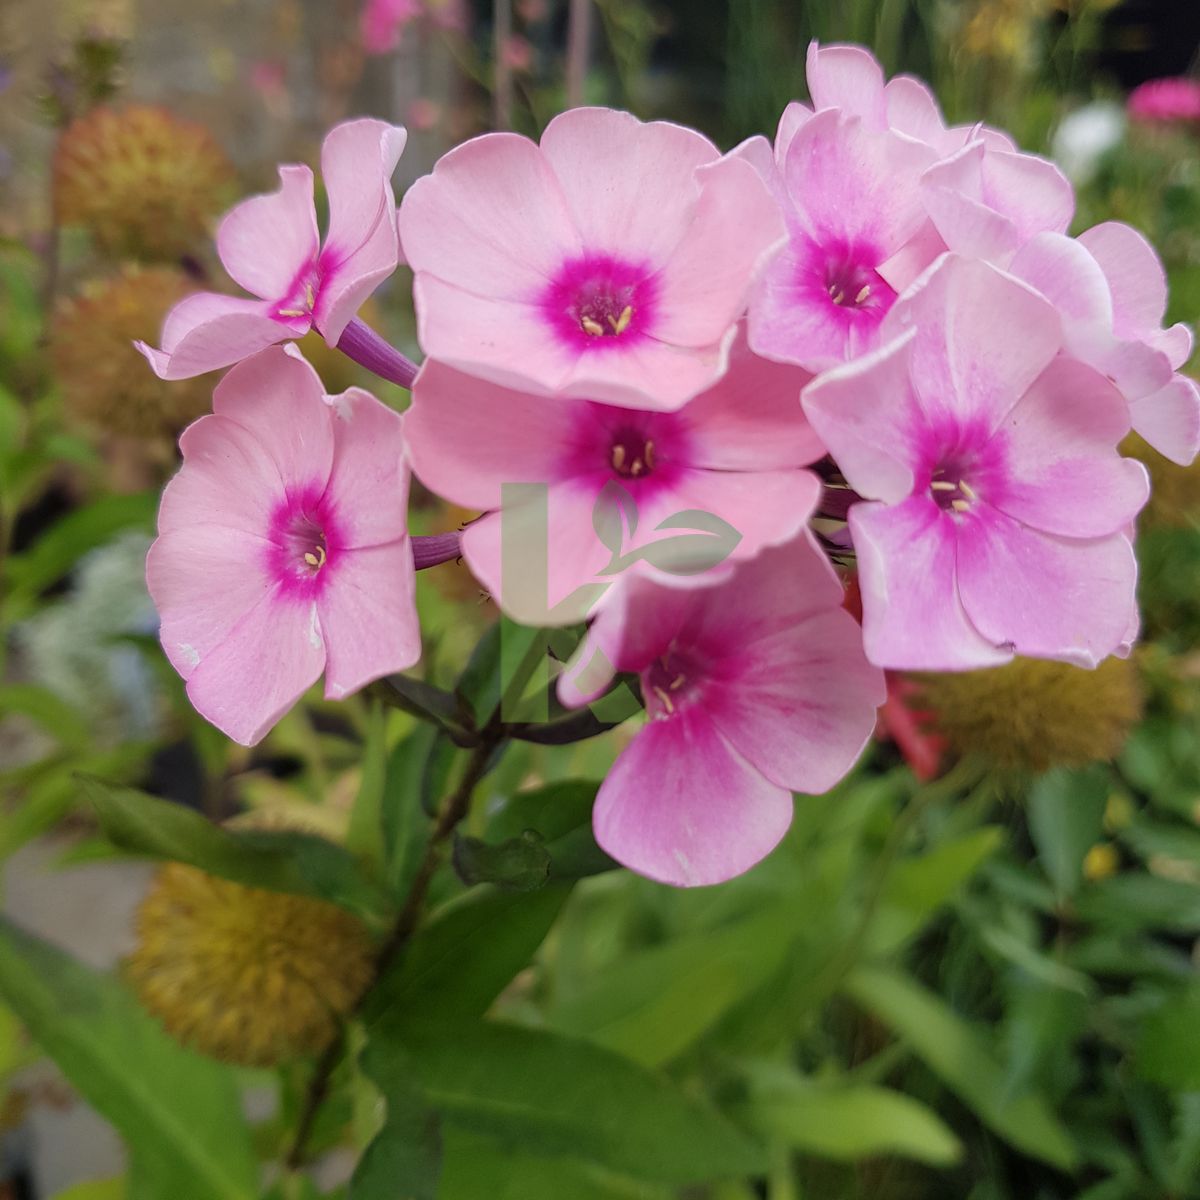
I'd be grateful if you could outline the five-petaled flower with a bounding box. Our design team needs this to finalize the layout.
[147,345,419,745]
[137,119,406,380]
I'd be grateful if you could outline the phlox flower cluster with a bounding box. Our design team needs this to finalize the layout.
[141,44,1197,887]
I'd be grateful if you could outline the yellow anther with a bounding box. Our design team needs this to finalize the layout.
[303,545,327,570]
[630,458,645,477]
[278,307,307,318]
[644,440,655,470]
[304,282,316,310]
[609,305,633,335]
[581,316,605,337]
[611,444,626,471]
[855,285,871,304]
[930,480,957,492]
[951,499,971,513]
[959,479,978,501]
[653,685,675,714]
[669,674,685,691]
[829,286,845,305]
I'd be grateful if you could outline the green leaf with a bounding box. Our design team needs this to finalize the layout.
[0,918,257,1200]
[381,726,436,898]
[50,1182,125,1200]
[452,832,551,892]
[82,777,387,922]
[548,905,793,1068]
[743,1075,962,1166]
[1027,767,1108,898]
[370,1017,765,1184]
[345,701,389,865]
[844,965,1077,1169]
[437,1130,670,1199]
[1138,983,1200,1091]
[486,780,616,880]
[365,883,571,1026]
[0,683,91,750]
[352,1045,442,1200]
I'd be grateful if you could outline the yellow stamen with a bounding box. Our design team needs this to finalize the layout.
[829,286,845,305]
[304,282,316,310]
[278,307,307,318]
[959,479,978,501]
[630,458,645,477]
[581,316,605,337]
[644,440,655,470]
[669,674,685,691]
[610,305,633,335]
[611,444,626,471]
[930,480,957,492]
[653,685,675,714]
[303,545,327,570]
[951,499,971,513]
[855,285,871,304]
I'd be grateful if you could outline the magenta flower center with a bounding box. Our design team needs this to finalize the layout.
[821,247,892,315]
[643,649,700,719]
[608,427,657,478]
[543,255,656,349]
[928,459,980,513]
[267,488,340,595]
[275,261,323,320]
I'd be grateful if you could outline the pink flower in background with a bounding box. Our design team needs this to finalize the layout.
[804,256,1148,671]
[501,35,534,72]
[147,346,419,745]
[1011,223,1200,465]
[1128,78,1200,125]
[399,107,785,409]
[138,119,406,380]
[360,0,423,54]
[405,333,823,624]
[407,98,442,132]
[557,533,885,887]
[741,109,937,370]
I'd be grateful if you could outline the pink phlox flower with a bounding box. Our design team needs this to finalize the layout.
[137,119,407,380]
[1011,222,1200,465]
[739,108,938,371]
[803,255,1149,671]
[146,345,419,746]
[404,330,824,626]
[398,107,786,410]
[1128,77,1200,125]
[360,0,424,54]
[556,531,886,887]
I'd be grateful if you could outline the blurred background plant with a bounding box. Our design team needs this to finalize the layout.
[0,0,1199,1198]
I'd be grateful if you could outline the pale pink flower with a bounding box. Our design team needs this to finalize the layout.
[404,332,823,625]
[137,119,407,380]
[556,532,885,887]
[147,346,419,745]
[1128,77,1200,125]
[803,255,1148,671]
[1011,223,1200,465]
[740,108,937,370]
[398,107,785,410]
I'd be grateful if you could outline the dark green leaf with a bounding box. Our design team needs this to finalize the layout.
[453,831,551,892]
[1138,983,1200,1091]
[1027,767,1108,898]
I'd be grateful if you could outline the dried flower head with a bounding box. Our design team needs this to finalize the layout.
[54,105,233,259]
[126,863,374,1067]
[912,655,1143,774]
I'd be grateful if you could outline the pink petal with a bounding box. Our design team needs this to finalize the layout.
[399,131,581,299]
[1009,232,1113,327]
[988,357,1147,537]
[184,588,326,746]
[322,386,410,548]
[593,711,794,887]
[1078,221,1167,338]
[776,100,814,159]
[783,111,933,249]
[314,206,400,344]
[922,179,1020,265]
[806,41,886,126]
[884,75,947,144]
[136,293,308,381]
[800,332,922,503]
[1130,373,1200,466]
[706,609,883,794]
[729,134,787,207]
[405,362,576,510]
[849,498,1010,669]
[211,346,334,493]
[956,511,1137,667]
[1148,323,1193,371]
[410,275,583,399]
[882,255,1061,433]
[461,484,613,627]
[680,335,823,468]
[216,165,319,300]
[158,414,284,537]
[147,524,277,681]
[540,107,718,263]
[319,540,420,700]
[981,149,1074,242]
[650,154,786,347]
[320,119,407,265]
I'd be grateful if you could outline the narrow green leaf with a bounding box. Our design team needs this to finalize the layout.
[0,918,257,1200]
[372,1018,765,1183]
[1027,767,1109,898]
[1137,983,1200,1091]
[844,965,1077,1169]
[381,726,436,898]
[82,777,387,922]
[744,1078,962,1166]
[0,683,91,749]
[346,702,389,865]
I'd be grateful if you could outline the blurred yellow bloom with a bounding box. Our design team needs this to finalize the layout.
[1083,842,1121,881]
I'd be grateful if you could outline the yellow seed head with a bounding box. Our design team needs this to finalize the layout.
[54,105,233,260]
[125,863,374,1067]
[911,655,1143,774]
[50,266,213,441]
